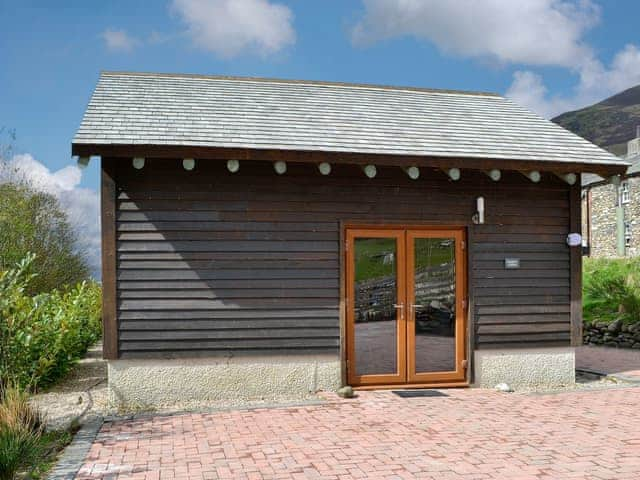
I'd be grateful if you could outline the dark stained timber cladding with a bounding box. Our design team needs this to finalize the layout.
[471,180,571,347]
[114,159,573,357]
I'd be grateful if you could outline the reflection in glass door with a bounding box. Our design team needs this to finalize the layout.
[407,230,466,383]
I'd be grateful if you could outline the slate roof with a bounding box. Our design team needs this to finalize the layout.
[73,71,628,169]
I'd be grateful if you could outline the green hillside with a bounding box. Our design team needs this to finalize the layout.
[552,84,640,156]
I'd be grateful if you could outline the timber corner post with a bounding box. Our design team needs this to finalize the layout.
[570,181,583,347]
[101,157,118,360]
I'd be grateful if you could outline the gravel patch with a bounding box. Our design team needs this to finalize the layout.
[32,343,107,431]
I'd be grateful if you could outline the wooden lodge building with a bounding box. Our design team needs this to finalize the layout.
[72,72,628,405]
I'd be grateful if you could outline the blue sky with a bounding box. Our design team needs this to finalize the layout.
[1,0,640,274]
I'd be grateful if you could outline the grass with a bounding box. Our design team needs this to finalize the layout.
[17,427,77,480]
[583,257,640,326]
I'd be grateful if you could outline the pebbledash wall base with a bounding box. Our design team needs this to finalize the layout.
[108,355,341,408]
[473,347,576,389]
[108,349,576,407]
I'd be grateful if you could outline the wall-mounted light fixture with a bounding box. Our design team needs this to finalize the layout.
[183,158,196,171]
[566,233,582,247]
[472,196,485,224]
[132,157,145,170]
[77,156,90,169]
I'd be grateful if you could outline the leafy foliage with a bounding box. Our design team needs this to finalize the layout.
[0,183,89,294]
[583,257,640,325]
[0,255,102,392]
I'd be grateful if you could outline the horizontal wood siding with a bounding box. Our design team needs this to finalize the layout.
[471,180,572,349]
[114,159,572,358]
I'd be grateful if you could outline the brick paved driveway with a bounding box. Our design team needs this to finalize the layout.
[78,386,640,480]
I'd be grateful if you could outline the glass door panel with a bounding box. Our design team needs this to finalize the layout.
[407,229,466,383]
[346,230,406,385]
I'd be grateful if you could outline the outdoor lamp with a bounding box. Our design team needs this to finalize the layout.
[472,196,485,224]
[566,233,582,247]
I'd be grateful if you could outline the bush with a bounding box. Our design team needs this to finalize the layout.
[0,387,43,480]
[0,182,89,294]
[0,255,102,392]
[583,257,640,325]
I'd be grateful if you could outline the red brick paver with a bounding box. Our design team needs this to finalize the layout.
[78,387,640,479]
[576,345,640,379]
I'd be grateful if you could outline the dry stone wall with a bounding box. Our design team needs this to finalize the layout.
[584,319,640,349]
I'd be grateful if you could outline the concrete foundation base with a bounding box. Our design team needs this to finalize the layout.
[108,355,341,408]
[473,347,575,389]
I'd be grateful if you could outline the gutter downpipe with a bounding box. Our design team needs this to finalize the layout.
[617,204,625,256]
[611,175,625,257]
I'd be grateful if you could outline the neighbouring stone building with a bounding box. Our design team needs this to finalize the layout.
[583,135,640,258]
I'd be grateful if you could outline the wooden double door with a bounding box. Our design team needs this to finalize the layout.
[346,226,467,387]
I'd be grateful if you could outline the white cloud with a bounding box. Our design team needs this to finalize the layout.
[171,0,295,58]
[507,45,640,117]
[102,28,139,52]
[2,154,101,278]
[351,0,640,118]
[506,71,572,118]
[351,0,599,68]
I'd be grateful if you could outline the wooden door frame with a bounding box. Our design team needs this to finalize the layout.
[342,223,469,389]
[406,228,467,384]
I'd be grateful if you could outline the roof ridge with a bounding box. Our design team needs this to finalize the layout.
[99,70,501,98]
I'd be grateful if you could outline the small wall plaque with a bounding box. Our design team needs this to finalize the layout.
[504,258,520,269]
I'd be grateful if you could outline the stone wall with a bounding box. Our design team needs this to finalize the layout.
[584,176,640,258]
[583,319,640,349]
[587,183,618,258]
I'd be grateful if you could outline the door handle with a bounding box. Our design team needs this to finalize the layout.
[411,304,424,309]
[393,303,404,321]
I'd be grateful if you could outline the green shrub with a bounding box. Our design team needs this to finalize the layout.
[583,257,640,325]
[0,387,43,480]
[0,255,102,392]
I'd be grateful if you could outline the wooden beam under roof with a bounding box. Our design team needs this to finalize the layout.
[72,143,629,178]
